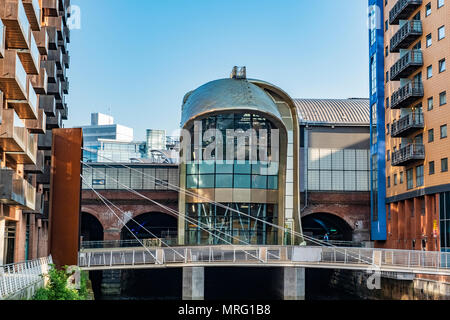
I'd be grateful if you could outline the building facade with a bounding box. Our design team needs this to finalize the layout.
[0,0,71,264]
[296,99,372,243]
[371,0,449,252]
[177,69,302,246]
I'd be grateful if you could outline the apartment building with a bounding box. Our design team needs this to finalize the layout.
[0,0,71,264]
[369,0,449,252]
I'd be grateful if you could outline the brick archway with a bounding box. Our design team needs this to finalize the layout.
[301,206,356,231]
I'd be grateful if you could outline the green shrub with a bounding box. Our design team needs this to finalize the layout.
[33,264,89,300]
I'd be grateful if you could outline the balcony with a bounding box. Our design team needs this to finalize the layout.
[0,0,31,49]
[63,51,69,69]
[392,143,425,166]
[22,0,41,31]
[0,20,5,58]
[17,29,40,75]
[33,28,48,56]
[58,35,66,53]
[36,164,50,186]
[25,149,44,174]
[38,129,52,150]
[46,26,57,50]
[7,131,38,165]
[390,50,423,81]
[0,169,36,211]
[389,0,422,25]
[390,81,423,109]
[25,107,46,134]
[391,112,424,137]
[57,64,65,81]
[46,109,62,129]
[0,50,28,99]
[0,109,28,153]
[7,78,39,120]
[60,102,68,120]
[46,16,63,41]
[40,60,56,83]
[55,94,64,109]
[48,47,62,70]
[47,77,62,100]
[30,68,48,94]
[61,78,68,94]
[42,0,58,17]
[23,192,43,214]
[390,20,422,53]
[40,94,56,116]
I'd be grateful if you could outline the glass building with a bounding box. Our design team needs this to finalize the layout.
[178,68,303,246]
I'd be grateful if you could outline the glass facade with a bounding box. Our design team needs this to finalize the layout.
[440,192,450,253]
[185,203,278,245]
[184,112,280,245]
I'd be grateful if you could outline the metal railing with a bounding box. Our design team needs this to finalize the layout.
[392,143,425,166]
[0,256,52,300]
[390,81,424,109]
[391,112,424,137]
[390,20,422,52]
[78,245,450,275]
[390,50,423,81]
[389,0,423,25]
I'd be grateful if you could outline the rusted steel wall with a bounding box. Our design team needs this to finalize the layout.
[48,129,83,268]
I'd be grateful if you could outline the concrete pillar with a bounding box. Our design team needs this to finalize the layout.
[282,267,305,300]
[183,267,204,300]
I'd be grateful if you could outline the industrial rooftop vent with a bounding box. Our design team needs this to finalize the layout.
[231,66,246,79]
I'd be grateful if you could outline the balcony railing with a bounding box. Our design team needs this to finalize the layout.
[389,0,423,25]
[17,30,40,75]
[33,28,48,56]
[47,77,62,100]
[1,0,31,49]
[392,143,425,166]
[22,0,41,31]
[46,109,62,129]
[25,149,45,174]
[0,109,28,153]
[391,112,424,137]
[390,50,423,81]
[48,47,63,70]
[60,102,68,120]
[390,20,422,53]
[40,60,57,83]
[7,131,38,165]
[390,81,424,109]
[30,67,48,95]
[40,94,56,116]
[25,107,46,134]
[0,169,36,211]
[42,0,59,17]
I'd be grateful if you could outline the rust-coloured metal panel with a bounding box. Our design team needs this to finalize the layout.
[48,128,82,268]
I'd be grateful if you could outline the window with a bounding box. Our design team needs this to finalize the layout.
[385,46,388,57]
[426,2,432,16]
[386,71,389,82]
[387,150,390,161]
[429,161,435,175]
[438,26,445,40]
[407,168,414,190]
[438,0,445,8]
[442,158,449,172]
[386,123,390,135]
[428,128,434,142]
[428,97,434,110]
[387,176,391,188]
[427,65,433,79]
[371,57,377,95]
[394,174,398,185]
[385,20,388,32]
[400,171,404,184]
[416,165,424,187]
[439,59,446,73]
[413,41,422,50]
[440,91,447,105]
[386,97,390,109]
[426,33,432,47]
[441,124,447,139]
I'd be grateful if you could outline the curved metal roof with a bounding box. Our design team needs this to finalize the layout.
[181,78,283,128]
[293,98,370,125]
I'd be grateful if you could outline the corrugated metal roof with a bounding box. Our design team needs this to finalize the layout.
[293,98,370,125]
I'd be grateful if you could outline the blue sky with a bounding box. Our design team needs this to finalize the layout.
[67,0,369,141]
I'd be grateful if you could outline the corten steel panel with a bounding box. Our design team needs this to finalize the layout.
[48,128,82,268]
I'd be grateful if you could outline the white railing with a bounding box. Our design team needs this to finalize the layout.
[0,256,52,300]
[78,246,450,274]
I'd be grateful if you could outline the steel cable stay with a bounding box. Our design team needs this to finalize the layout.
[80,176,161,264]
[81,171,266,263]
[80,148,376,265]
[81,159,376,267]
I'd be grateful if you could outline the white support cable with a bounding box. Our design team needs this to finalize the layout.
[81,176,161,264]
[81,163,267,263]
[80,149,375,266]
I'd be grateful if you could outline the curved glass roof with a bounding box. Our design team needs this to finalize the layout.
[181,78,283,128]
